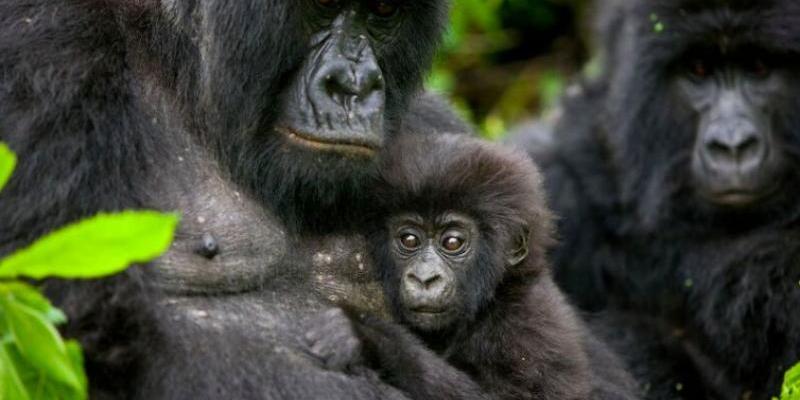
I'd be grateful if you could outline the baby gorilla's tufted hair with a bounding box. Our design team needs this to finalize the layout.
[375,133,556,279]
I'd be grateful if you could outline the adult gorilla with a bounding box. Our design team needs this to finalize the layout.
[0,0,475,399]
[510,0,800,398]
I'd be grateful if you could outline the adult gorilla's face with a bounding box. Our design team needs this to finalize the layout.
[170,0,447,227]
[675,51,787,208]
[276,2,388,156]
[604,1,800,227]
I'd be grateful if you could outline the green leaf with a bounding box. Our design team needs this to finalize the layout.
[0,142,16,192]
[0,294,83,391]
[0,343,31,400]
[64,340,87,393]
[0,211,179,279]
[0,338,85,400]
[0,282,67,325]
[781,362,800,400]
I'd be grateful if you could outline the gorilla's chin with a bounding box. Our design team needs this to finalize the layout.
[694,175,782,209]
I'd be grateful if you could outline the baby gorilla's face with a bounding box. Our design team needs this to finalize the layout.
[386,211,479,332]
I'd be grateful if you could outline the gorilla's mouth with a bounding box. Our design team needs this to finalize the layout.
[703,185,780,208]
[708,190,763,207]
[277,126,378,157]
[409,306,449,315]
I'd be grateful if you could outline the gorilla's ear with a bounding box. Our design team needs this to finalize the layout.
[506,227,530,267]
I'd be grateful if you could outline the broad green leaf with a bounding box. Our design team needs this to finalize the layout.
[781,362,800,400]
[0,282,67,325]
[65,340,87,394]
[0,142,16,192]
[0,211,179,279]
[0,294,83,391]
[1,340,85,400]
[0,343,31,400]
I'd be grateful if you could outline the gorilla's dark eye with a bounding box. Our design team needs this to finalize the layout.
[368,0,399,17]
[746,59,771,78]
[441,236,465,253]
[399,234,421,250]
[317,0,341,8]
[689,59,712,79]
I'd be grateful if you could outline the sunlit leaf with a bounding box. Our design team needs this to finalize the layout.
[0,282,67,325]
[0,211,179,279]
[0,294,83,391]
[65,341,87,396]
[0,343,31,400]
[781,362,800,400]
[0,142,16,192]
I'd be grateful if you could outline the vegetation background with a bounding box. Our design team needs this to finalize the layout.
[428,0,589,139]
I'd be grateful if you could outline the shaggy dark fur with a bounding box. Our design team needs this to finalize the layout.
[510,0,800,398]
[355,134,640,400]
[0,1,476,399]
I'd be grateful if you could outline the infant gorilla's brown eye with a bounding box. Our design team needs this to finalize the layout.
[368,0,398,17]
[400,234,420,250]
[442,236,464,253]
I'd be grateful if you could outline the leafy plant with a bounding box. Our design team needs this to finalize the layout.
[777,362,800,400]
[428,0,578,139]
[0,142,178,400]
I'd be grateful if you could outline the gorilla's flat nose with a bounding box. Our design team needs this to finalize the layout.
[702,124,766,174]
[324,57,384,102]
[405,270,443,292]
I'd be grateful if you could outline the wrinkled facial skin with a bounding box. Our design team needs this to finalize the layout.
[386,212,479,332]
[675,52,787,207]
[277,0,405,157]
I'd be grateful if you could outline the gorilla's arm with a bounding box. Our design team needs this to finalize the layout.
[0,1,156,254]
[303,309,486,400]
[350,312,488,400]
[582,326,642,400]
[589,311,713,400]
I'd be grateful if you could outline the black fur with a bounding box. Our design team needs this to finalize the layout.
[359,134,640,400]
[510,0,800,398]
[0,1,471,399]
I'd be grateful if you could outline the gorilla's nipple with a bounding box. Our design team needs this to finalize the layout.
[196,233,220,259]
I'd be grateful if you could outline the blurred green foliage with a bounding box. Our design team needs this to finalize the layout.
[427,0,584,139]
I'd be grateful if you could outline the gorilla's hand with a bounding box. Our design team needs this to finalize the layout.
[304,308,362,371]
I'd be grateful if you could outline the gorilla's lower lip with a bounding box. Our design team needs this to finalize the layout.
[410,307,448,314]
[706,190,764,207]
[277,126,378,156]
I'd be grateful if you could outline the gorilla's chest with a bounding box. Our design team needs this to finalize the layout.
[150,161,291,295]
[147,153,388,316]
[297,233,390,317]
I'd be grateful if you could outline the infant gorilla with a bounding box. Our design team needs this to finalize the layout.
[316,134,637,400]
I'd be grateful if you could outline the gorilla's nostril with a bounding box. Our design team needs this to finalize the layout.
[707,141,731,159]
[406,272,443,291]
[324,63,383,103]
[705,132,763,164]
[736,136,761,159]
[421,274,442,289]
[325,72,357,98]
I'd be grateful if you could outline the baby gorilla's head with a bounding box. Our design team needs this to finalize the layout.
[370,134,555,333]
[384,210,481,330]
